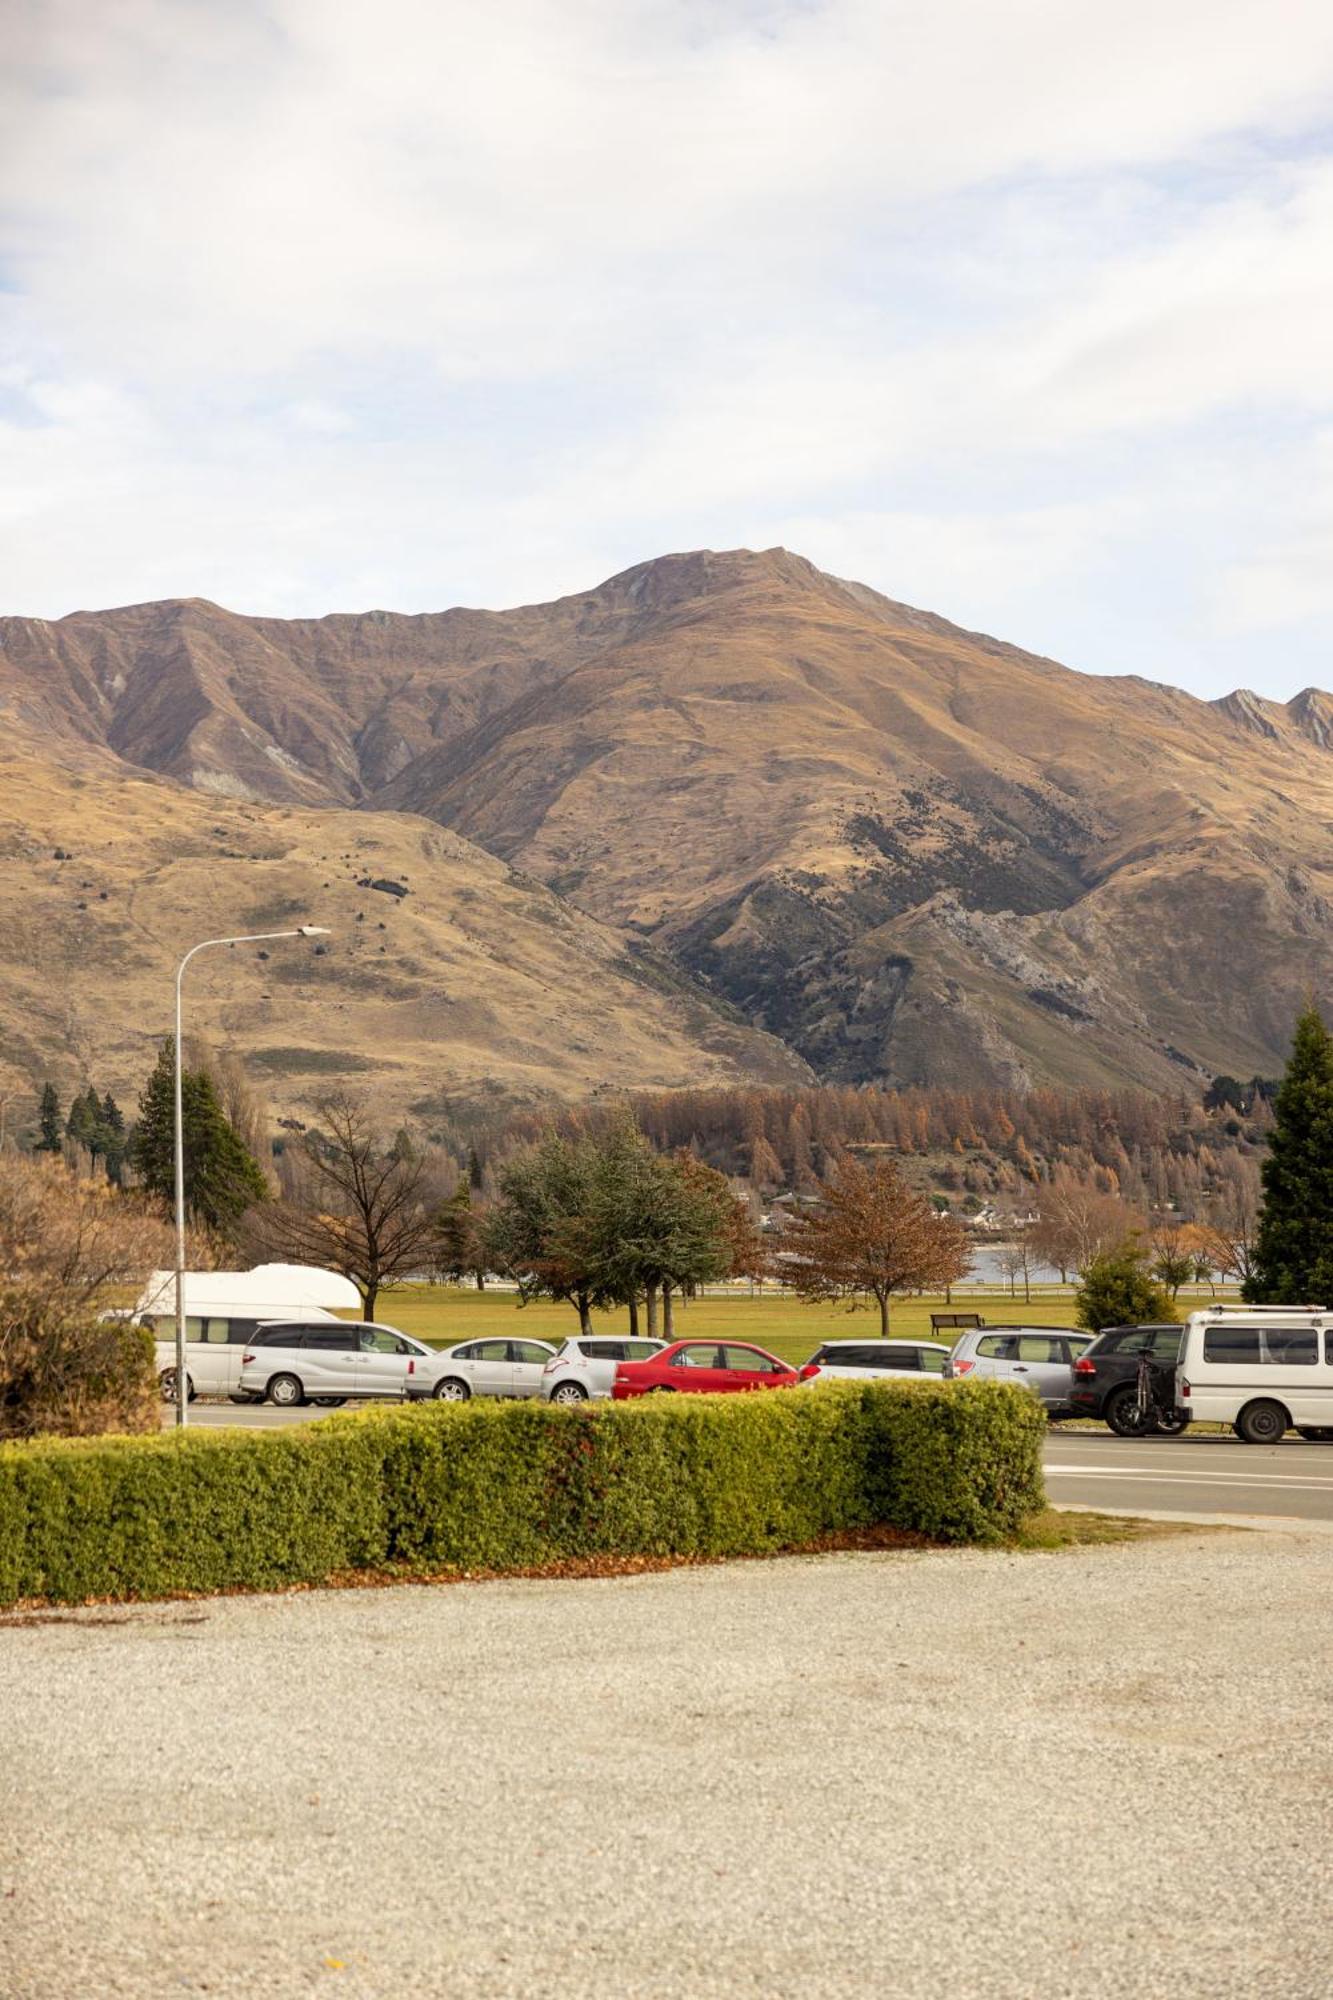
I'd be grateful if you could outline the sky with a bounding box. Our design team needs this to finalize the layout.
[2,0,1332,699]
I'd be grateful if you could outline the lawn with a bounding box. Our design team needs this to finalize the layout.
[349,1284,1095,1365]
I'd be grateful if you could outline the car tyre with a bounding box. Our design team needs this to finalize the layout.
[310,1397,346,1408]
[433,1377,470,1401]
[1152,1409,1191,1435]
[267,1373,306,1408]
[1235,1399,1289,1445]
[1105,1385,1151,1437]
[228,1393,261,1405]
[159,1369,196,1404]
[1296,1426,1333,1441]
[549,1382,588,1405]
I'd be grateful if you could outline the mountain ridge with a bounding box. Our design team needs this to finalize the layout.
[5,547,1333,1105]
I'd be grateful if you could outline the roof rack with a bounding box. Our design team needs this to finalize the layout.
[1196,1303,1327,1313]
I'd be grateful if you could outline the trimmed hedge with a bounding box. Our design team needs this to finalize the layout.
[0,1380,1045,1608]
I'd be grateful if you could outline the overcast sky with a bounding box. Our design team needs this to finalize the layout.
[3,0,1332,698]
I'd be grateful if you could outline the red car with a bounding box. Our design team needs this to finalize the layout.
[611,1338,801,1398]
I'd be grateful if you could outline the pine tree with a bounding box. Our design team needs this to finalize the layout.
[130,1039,268,1233]
[1243,1004,1333,1303]
[101,1093,127,1184]
[36,1083,62,1153]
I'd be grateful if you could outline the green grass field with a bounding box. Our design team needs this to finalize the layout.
[349,1284,1099,1364]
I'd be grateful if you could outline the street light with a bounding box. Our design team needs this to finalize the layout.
[171,925,331,1429]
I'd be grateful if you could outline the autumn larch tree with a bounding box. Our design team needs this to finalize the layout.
[783,1156,971,1337]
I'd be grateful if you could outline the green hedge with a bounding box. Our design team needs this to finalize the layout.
[0,1380,1045,1608]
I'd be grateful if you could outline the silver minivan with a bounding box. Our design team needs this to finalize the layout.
[944,1326,1092,1414]
[238,1322,434,1406]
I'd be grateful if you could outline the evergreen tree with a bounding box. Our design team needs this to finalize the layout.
[1243,1004,1333,1303]
[1076,1242,1176,1331]
[100,1093,127,1184]
[65,1086,101,1158]
[130,1039,268,1233]
[36,1083,62,1153]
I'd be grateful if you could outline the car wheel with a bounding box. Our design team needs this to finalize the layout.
[267,1373,306,1408]
[433,1377,470,1401]
[1296,1426,1333,1441]
[159,1369,196,1404]
[550,1382,588,1404]
[1152,1408,1191,1435]
[649,1385,678,1394]
[1235,1399,1289,1445]
[310,1397,346,1408]
[228,1393,261,1405]
[1105,1385,1151,1437]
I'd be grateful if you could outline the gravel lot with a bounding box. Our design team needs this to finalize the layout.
[2,1532,1330,1999]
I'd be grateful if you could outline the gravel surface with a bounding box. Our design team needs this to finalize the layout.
[2,1532,1330,1999]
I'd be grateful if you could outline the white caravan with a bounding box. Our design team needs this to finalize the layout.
[1175,1305,1333,1443]
[138,1263,362,1403]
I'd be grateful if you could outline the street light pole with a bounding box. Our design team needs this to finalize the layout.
[171,925,330,1430]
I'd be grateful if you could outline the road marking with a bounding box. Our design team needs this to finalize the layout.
[1046,1464,1333,1491]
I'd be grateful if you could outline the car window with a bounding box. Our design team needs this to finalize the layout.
[624,1341,662,1360]
[917,1347,947,1374]
[977,1335,1018,1359]
[808,1345,830,1365]
[227,1318,258,1344]
[880,1346,920,1371]
[360,1328,408,1354]
[1099,1329,1152,1356]
[512,1341,553,1365]
[469,1340,511,1362]
[1066,1337,1092,1358]
[722,1345,780,1373]
[671,1346,720,1369]
[1015,1336,1064,1363]
[580,1341,624,1361]
[1203,1325,1317,1365]
[303,1330,356,1351]
[1150,1329,1183,1360]
[255,1326,303,1346]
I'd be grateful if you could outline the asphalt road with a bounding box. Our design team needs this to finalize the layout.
[164,1401,1333,1524]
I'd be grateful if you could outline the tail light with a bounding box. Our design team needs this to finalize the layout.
[241,1351,255,1365]
[543,1358,558,1373]
[1181,1379,1191,1399]
[1073,1356,1096,1376]
[952,1358,976,1376]
[407,1358,415,1375]
[798,1363,821,1380]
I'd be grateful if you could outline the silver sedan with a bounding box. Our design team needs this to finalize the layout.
[405,1336,558,1402]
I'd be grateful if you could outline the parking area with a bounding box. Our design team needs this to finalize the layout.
[2,1529,1330,1998]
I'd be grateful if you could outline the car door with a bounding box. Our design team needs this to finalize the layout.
[667,1343,730,1391]
[721,1344,787,1390]
[299,1327,361,1394]
[1011,1335,1069,1407]
[463,1339,519,1397]
[509,1340,554,1397]
[356,1325,417,1397]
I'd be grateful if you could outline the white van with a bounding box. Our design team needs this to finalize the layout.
[138,1264,362,1403]
[1175,1306,1333,1443]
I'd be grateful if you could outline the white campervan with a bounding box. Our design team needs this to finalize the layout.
[1175,1305,1333,1444]
[138,1263,362,1403]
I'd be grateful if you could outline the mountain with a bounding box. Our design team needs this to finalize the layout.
[0,716,809,1125]
[5,546,1333,1105]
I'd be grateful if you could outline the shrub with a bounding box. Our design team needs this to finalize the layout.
[0,1380,1046,1608]
[0,1289,157,1442]
[1076,1240,1177,1331]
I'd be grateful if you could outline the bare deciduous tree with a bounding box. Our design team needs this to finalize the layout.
[244,1093,446,1319]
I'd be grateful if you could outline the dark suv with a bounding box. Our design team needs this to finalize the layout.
[1070,1324,1188,1435]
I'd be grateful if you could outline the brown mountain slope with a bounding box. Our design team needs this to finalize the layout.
[5,547,1333,1093]
[0,720,810,1123]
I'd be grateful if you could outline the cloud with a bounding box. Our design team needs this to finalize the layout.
[1,1,1331,695]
